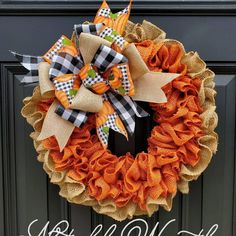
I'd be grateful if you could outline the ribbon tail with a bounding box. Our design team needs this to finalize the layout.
[21,75,39,84]
[107,91,149,135]
[37,101,75,152]
[55,104,88,128]
[133,71,180,103]
[96,100,128,148]
[122,43,149,81]
[10,50,44,83]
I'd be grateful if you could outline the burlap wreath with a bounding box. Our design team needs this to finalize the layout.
[21,20,218,221]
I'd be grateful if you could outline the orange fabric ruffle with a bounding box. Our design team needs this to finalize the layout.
[135,40,187,74]
[37,98,54,113]
[38,39,204,211]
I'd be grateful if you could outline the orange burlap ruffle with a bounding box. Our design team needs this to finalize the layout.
[21,20,218,221]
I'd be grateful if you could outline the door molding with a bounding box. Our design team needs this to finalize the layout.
[1,1,236,15]
[0,64,71,235]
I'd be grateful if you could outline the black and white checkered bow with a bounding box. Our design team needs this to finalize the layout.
[55,104,88,128]
[74,23,104,38]
[107,91,149,134]
[92,44,128,71]
[49,52,83,79]
[10,51,44,83]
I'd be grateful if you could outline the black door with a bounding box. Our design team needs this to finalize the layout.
[0,1,236,235]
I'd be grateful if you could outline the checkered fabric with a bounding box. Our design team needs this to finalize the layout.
[74,23,104,38]
[98,7,129,18]
[53,76,76,103]
[98,8,111,17]
[98,112,123,146]
[99,27,113,38]
[102,93,109,101]
[10,51,44,83]
[107,91,149,134]
[82,70,107,89]
[43,36,65,63]
[99,27,126,49]
[117,6,129,16]
[92,45,128,71]
[55,104,87,128]
[49,52,83,79]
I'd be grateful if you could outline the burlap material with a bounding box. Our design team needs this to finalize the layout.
[38,62,55,97]
[21,21,218,221]
[179,48,218,187]
[125,22,218,191]
[123,43,149,80]
[37,101,75,151]
[133,71,180,103]
[124,20,166,43]
[79,33,111,64]
[69,84,103,112]
[21,86,47,132]
[123,43,180,103]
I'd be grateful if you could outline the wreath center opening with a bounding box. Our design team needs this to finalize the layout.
[108,102,155,157]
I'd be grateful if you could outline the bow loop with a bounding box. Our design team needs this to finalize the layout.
[53,74,80,109]
[43,35,70,63]
[79,62,134,98]
[74,23,104,37]
[91,44,128,71]
[50,52,83,79]
[99,27,127,50]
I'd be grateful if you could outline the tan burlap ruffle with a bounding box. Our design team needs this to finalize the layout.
[124,20,166,43]
[21,21,218,221]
